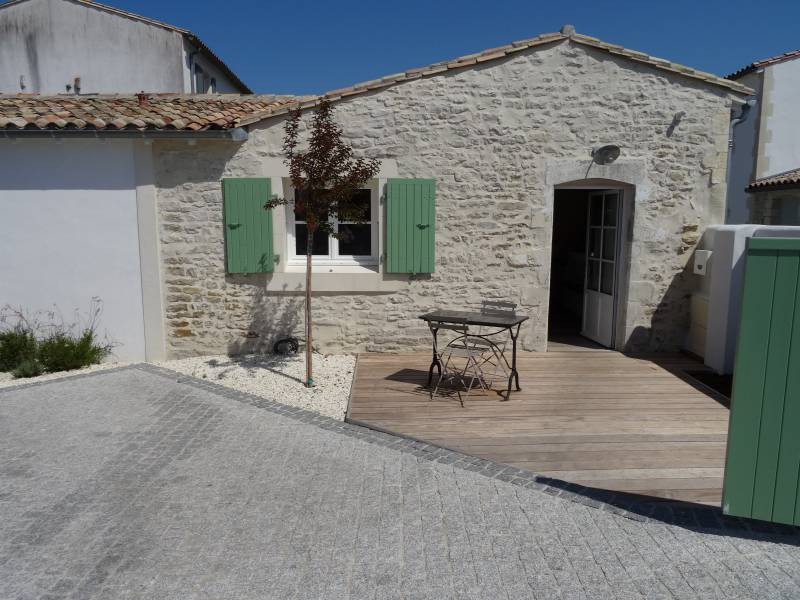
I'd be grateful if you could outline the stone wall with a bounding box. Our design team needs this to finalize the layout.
[154,39,736,358]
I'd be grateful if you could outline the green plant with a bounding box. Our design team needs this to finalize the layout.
[37,329,112,373]
[0,326,38,372]
[0,299,115,377]
[12,358,44,379]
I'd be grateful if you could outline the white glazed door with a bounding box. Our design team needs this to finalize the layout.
[582,191,620,347]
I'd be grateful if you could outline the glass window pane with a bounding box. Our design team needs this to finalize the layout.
[603,194,618,226]
[338,224,371,256]
[588,228,601,258]
[602,228,616,261]
[587,260,600,291]
[601,262,615,295]
[338,189,371,222]
[294,188,310,221]
[590,195,603,226]
[295,224,329,256]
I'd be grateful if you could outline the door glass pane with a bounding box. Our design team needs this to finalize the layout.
[602,228,616,261]
[338,224,371,256]
[588,228,601,258]
[295,224,329,256]
[601,262,615,294]
[603,194,618,226]
[587,259,600,291]
[590,195,603,226]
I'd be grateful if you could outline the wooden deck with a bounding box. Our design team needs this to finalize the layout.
[347,350,731,504]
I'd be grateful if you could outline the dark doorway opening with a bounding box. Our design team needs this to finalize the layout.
[548,190,597,349]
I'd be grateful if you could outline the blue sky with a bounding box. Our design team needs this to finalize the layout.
[118,0,798,94]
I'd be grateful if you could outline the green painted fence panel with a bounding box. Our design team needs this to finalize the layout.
[222,178,274,273]
[386,179,436,274]
[723,237,800,525]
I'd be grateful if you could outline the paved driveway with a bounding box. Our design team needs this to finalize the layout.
[1,366,799,600]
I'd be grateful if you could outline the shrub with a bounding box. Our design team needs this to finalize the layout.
[0,327,37,372]
[0,299,115,377]
[12,358,44,379]
[37,329,112,373]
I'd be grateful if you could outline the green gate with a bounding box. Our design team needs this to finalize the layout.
[723,237,800,525]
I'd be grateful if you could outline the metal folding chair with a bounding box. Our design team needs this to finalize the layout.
[452,300,517,389]
[429,322,490,406]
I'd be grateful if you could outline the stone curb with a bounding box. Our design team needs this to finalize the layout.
[0,365,135,395]
[3,363,798,539]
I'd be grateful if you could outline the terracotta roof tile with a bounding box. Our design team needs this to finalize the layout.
[1,29,754,135]
[0,94,302,132]
[747,167,800,192]
[727,49,800,80]
[259,30,752,121]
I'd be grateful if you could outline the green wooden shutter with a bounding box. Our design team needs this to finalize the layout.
[723,237,800,525]
[222,178,274,273]
[386,178,436,274]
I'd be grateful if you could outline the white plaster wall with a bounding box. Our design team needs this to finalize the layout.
[0,0,240,94]
[0,139,147,361]
[699,225,800,374]
[726,72,760,224]
[757,58,800,178]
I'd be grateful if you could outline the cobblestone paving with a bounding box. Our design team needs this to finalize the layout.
[1,366,799,600]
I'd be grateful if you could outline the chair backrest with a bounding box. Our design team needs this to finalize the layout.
[481,300,516,316]
[430,322,468,334]
[429,321,467,355]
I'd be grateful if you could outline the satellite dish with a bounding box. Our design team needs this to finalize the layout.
[591,145,621,165]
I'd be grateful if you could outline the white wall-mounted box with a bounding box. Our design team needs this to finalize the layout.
[693,250,712,275]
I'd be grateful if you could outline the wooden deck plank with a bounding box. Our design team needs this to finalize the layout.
[347,350,730,505]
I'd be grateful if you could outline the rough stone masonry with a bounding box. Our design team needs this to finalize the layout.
[154,39,737,358]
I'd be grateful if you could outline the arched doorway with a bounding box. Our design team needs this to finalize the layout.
[548,179,635,350]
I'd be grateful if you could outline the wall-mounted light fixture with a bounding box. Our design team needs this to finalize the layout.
[591,144,621,165]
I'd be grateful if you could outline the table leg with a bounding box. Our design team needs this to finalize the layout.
[503,324,521,400]
[427,327,442,387]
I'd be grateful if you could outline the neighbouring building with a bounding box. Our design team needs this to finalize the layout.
[0,0,251,94]
[0,27,752,361]
[726,49,800,225]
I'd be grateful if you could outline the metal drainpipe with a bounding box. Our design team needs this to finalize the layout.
[725,98,756,221]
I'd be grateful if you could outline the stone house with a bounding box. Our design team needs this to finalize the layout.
[0,27,751,360]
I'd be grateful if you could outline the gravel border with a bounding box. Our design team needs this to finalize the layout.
[3,362,798,539]
[0,361,131,390]
[154,353,354,420]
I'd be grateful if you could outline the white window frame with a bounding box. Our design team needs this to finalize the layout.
[286,184,379,267]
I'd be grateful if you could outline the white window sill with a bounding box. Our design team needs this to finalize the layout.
[263,269,409,292]
[284,263,379,275]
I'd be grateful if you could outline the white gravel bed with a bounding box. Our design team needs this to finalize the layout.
[156,353,356,420]
[0,361,130,389]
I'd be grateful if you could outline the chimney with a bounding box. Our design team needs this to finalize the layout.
[136,91,149,106]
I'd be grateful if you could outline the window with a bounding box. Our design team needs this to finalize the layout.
[287,187,378,266]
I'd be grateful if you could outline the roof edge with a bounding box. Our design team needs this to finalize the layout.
[248,30,753,123]
[727,49,800,81]
[746,167,800,193]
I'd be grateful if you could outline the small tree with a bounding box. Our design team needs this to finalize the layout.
[266,99,380,387]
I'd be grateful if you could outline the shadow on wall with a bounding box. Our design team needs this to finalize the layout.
[226,275,303,355]
[624,256,696,354]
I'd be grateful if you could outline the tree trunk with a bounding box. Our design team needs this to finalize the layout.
[305,228,314,387]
